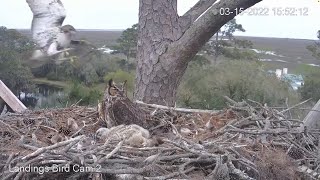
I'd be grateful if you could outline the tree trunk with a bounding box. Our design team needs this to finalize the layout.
[135,0,262,106]
[300,99,320,131]
[135,0,181,106]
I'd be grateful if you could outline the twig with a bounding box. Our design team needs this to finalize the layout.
[146,167,195,180]
[71,99,82,107]
[3,153,18,170]
[98,141,124,163]
[226,126,303,135]
[0,120,21,136]
[97,165,153,174]
[227,161,255,180]
[21,135,85,160]
[279,98,311,114]
[13,157,42,180]
[70,121,86,138]
[39,125,58,132]
[71,118,100,138]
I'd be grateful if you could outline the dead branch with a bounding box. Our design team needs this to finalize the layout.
[279,98,312,114]
[21,135,85,160]
[0,120,21,136]
[136,100,220,114]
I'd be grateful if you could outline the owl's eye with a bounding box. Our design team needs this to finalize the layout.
[109,87,119,96]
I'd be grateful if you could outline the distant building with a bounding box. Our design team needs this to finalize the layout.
[281,73,304,90]
[275,69,282,78]
[268,68,304,90]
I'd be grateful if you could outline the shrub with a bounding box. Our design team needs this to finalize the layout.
[297,65,320,101]
[67,82,102,106]
[78,63,99,86]
[0,27,35,95]
[178,61,299,109]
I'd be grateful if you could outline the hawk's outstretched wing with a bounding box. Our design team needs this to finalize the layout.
[26,0,66,49]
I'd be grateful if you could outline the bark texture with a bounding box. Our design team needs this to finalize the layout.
[301,99,320,131]
[135,0,262,106]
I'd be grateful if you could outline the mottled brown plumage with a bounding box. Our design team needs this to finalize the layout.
[103,79,153,129]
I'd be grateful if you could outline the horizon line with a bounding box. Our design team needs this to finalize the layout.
[15,29,317,41]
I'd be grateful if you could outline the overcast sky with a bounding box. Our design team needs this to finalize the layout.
[0,0,319,39]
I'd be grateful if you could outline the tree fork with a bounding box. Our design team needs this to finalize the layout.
[134,0,262,106]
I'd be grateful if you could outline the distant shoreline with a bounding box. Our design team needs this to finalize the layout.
[15,29,316,41]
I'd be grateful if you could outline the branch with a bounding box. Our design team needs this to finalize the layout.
[21,135,85,160]
[227,161,255,180]
[171,0,262,62]
[145,167,195,180]
[278,98,311,114]
[0,120,21,136]
[98,141,124,163]
[136,100,220,114]
[179,0,218,32]
[226,127,303,135]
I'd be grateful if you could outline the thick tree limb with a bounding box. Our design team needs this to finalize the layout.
[179,0,218,32]
[171,0,262,62]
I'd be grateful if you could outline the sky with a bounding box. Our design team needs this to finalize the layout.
[0,0,319,39]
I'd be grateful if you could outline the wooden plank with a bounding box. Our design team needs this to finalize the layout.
[0,80,27,113]
[302,99,320,130]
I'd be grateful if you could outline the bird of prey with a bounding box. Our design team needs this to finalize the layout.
[26,0,95,63]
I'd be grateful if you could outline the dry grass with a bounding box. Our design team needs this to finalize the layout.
[256,148,300,180]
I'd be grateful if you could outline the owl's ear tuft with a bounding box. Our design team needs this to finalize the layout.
[108,79,114,87]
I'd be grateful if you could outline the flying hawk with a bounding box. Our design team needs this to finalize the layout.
[26,0,76,60]
[26,0,97,63]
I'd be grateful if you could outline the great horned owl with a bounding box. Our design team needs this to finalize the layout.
[103,79,152,129]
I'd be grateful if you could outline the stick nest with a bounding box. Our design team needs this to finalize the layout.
[0,98,319,180]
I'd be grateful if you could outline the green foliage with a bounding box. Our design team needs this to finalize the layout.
[78,63,99,86]
[234,39,253,48]
[34,54,133,86]
[113,24,138,60]
[0,26,34,54]
[0,27,35,94]
[306,30,320,59]
[294,64,319,76]
[67,82,102,106]
[222,48,258,60]
[203,19,256,61]
[0,60,34,94]
[189,55,211,67]
[297,65,320,101]
[306,44,320,59]
[178,61,299,109]
[222,19,245,39]
[299,76,320,101]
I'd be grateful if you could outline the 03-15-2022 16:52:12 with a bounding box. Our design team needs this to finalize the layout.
[219,7,309,17]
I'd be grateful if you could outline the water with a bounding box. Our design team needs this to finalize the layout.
[20,84,66,109]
